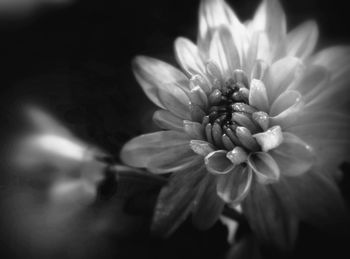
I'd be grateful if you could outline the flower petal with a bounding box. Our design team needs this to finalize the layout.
[287,20,319,60]
[251,0,287,60]
[190,140,215,156]
[147,146,197,174]
[198,0,248,57]
[183,120,205,140]
[253,126,283,152]
[288,64,329,105]
[205,150,235,174]
[249,79,269,112]
[263,56,302,101]
[120,131,189,168]
[132,56,190,109]
[217,165,253,205]
[270,91,304,129]
[175,37,206,76]
[242,181,299,250]
[209,26,241,77]
[270,90,302,116]
[192,173,225,230]
[270,132,314,176]
[151,160,206,236]
[248,152,280,184]
[153,109,183,131]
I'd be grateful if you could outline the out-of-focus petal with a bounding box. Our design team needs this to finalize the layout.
[270,90,302,116]
[205,150,235,174]
[287,20,319,60]
[250,0,287,60]
[192,173,225,230]
[270,91,304,129]
[217,165,253,205]
[209,26,241,77]
[152,160,206,236]
[175,37,206,76]
[153,110,183,131]
[263,56,302,101]
[270,132,314,176]
[242,181,299,250]
[248,152,280,184]
[120,131,189,168]
[310,46,350,110]
[274,170,349,233]
[288,64,329,104]
[198,0,248,57]
[132,56,190,109]
[249,79,269,112]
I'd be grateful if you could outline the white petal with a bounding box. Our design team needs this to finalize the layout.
[205,150,235,174]
[263,56,302,102]
[249,79,269,112]
[209,27,241,78]
[248,152,280,184]
[198,0,248,57]
[253,126,283,152]
[183,120,205,140]
[120,131,189,168]
[251,0,287,60]
[153,110,183,131]
[132,56,190,109]
[287,20,319,60]
[270,90,302,116]
[190,140,215,156]
[175,37,206,76]
[270,91,304,129]
[270,132,314,176]
[245,31,270,75]
[217,165,253,204]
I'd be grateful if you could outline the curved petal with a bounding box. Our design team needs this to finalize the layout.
[287,20,319,60]
[192,173,225,230]
[270,132,314,176]
[217,165,253,205]
[153,110,183,131]
[248,152,280,184]
[263,56,302,101]
[132,56,190,109]
[253,126,283,152]
[152,161,206,236]
[205,150,235,174]
[249,79,269,112]
[120,131,189,168]
[209,26,241,77]
[175,37,206,76]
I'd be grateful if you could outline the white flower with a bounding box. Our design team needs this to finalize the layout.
[121,0,350,248]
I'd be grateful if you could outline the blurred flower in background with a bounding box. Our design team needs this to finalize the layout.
[0,0,73,19]
[121,0,350,251]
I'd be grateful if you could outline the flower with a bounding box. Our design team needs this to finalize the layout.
[121,0,350,248]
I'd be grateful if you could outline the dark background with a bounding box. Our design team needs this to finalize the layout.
[0,0,350,258]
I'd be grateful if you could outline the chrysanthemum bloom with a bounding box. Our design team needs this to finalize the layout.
[121,0,350,249]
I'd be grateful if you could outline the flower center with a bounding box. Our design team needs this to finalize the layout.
[200,70,265,153]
